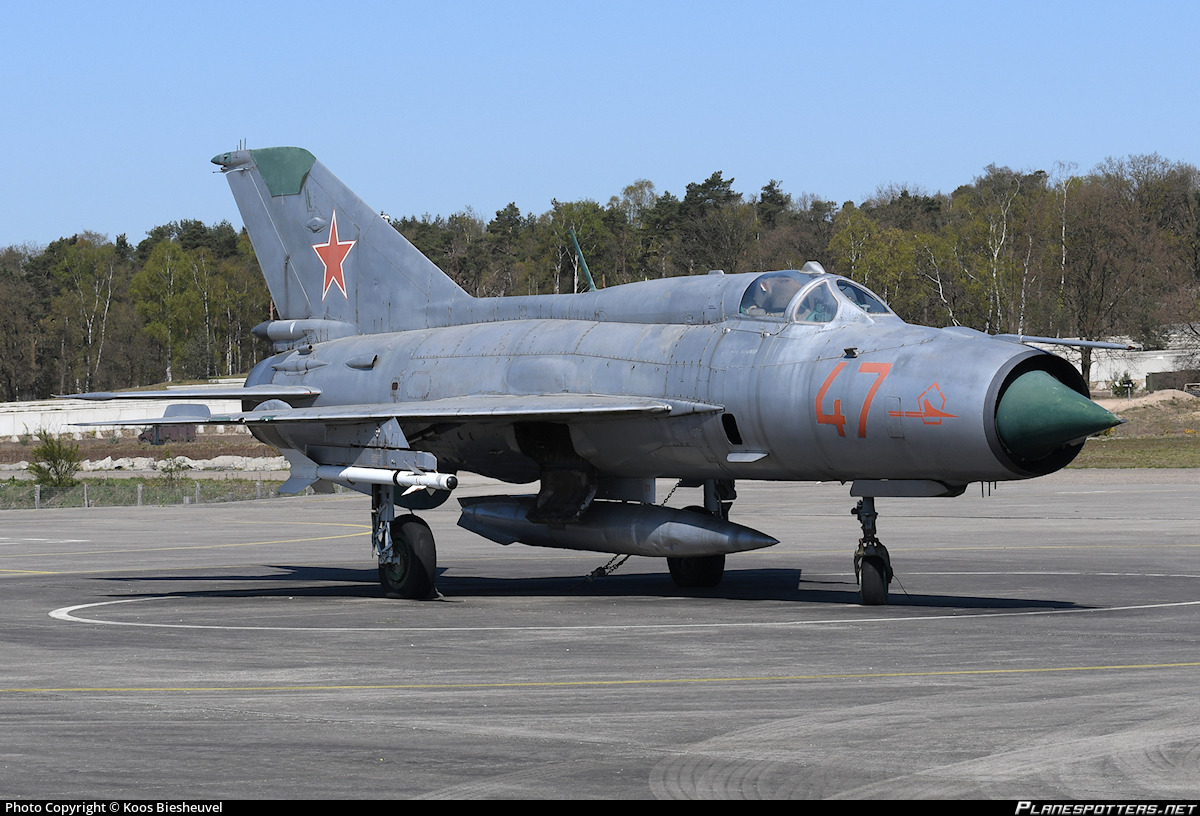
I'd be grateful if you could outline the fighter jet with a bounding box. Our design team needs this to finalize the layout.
[74,147,1123,604]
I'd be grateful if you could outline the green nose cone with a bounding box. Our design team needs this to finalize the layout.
[996,370,1121,461]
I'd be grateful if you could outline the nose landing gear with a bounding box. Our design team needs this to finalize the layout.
[852,497,892,605]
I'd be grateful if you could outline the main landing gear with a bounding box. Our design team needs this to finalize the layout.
[666,479,734,589]
[852,496,892,605]
[373,484,437,599]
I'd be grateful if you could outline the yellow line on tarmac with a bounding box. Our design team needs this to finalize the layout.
[4,660,1199,694]
[0,531,369,561]
[0,521,371,575]
[231,520,369,530]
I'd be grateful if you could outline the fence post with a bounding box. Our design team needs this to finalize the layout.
[194,481,201,505]
[137,483,143,507]
[34,484,40,510]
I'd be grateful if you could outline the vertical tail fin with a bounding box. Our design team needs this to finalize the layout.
[212,147,468,333]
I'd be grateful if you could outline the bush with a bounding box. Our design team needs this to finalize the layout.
[158,445,186,485]
[28,430,82,488]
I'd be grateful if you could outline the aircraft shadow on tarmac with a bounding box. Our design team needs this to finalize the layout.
[95,565,1085,610]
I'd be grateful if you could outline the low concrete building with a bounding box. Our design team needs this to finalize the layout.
[1038,332,1199,391]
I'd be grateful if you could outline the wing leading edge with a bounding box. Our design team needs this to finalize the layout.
[74,393,722,427]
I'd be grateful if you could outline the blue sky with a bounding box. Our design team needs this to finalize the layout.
[4,0,1197,248]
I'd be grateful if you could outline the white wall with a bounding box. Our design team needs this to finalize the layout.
[0,396,244,441]
[1047,333,1198,389]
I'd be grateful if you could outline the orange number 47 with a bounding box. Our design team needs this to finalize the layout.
[815,362,891,438]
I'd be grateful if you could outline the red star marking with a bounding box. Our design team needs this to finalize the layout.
[312,209,355,301]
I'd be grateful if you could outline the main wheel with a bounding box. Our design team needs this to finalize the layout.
[859,555,888,605]
[667,554,726,588]
[379,515,436,599]
[667,505,727,588]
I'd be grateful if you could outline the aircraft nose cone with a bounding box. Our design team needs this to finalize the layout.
[996,370,1121,461]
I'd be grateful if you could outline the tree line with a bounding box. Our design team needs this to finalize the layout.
[0,221,268,400]
[2,153,1196,401]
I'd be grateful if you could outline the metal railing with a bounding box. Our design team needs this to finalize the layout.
[0,478,315,510]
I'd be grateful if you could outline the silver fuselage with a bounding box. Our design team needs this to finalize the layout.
[245,271,1070,489]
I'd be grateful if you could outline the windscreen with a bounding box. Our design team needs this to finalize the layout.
[835,279,892,315]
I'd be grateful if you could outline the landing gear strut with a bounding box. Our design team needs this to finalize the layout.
[373,484,437,599]
[852,496,892,605]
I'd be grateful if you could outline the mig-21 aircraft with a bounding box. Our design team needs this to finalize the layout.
[73,147,1123,604]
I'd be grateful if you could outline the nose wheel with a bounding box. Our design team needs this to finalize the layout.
[852,497,892,605]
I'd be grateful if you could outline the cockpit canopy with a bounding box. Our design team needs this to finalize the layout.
[739,271,808,317]
[738,269,892,323]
